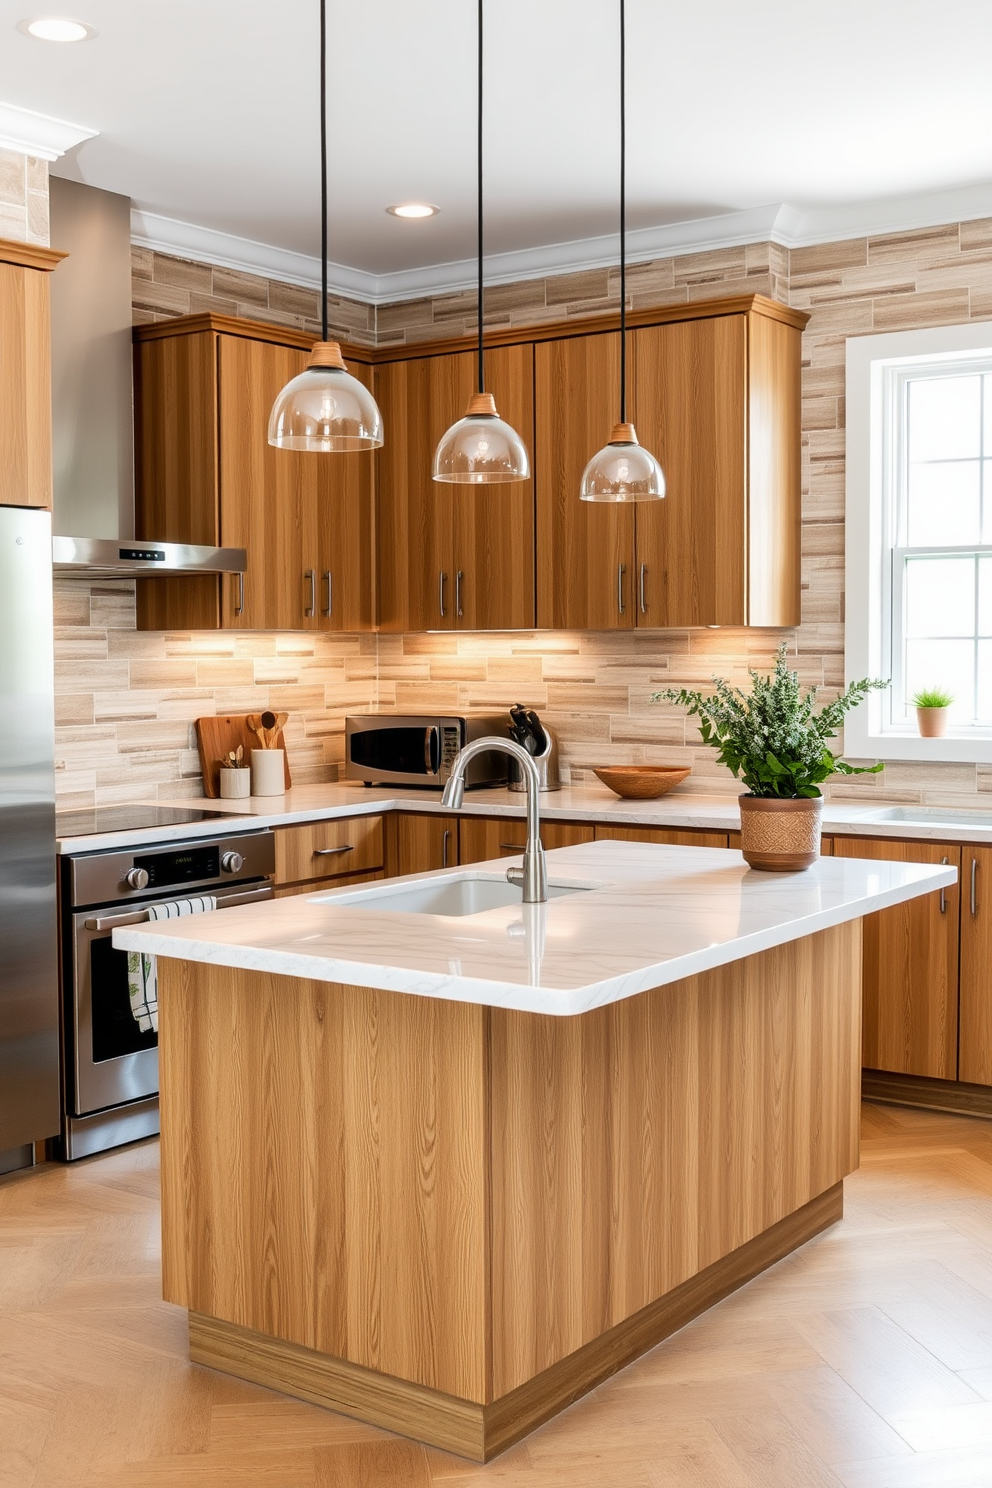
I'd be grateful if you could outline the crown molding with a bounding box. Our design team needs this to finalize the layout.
[132,179,992,309]
[0,101,97,162]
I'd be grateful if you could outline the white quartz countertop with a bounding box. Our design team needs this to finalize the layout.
[113,840,955,1018]
[57,781,992,853]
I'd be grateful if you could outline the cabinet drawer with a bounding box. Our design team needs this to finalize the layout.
[274,868,384,899]
[273,816,384,885]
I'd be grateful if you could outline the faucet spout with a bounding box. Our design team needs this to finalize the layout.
[441,735,548,903]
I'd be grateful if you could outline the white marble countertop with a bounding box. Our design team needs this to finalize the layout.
[57,781,992,854]
[113,840,955,1017]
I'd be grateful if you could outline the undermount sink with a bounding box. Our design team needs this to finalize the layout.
[311,872,600,918]
[862,806,992,826]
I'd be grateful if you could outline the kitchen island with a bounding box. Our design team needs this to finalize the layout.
[115,840,953,1460]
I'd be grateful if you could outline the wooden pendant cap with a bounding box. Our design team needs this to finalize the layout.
[307,340,347,371]
[465,391,499,418]
[609,422,638,445]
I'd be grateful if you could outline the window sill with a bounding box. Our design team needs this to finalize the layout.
[844,719,992,765]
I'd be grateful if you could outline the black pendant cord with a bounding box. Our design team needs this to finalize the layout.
[476,0,485,395]
[618,0,627,426]
[320,0,329,343]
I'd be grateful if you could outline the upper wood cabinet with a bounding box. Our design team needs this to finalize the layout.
[0,240,65,510]
[535,300,804,629]
[133,314,374,631]
[375,344,535,632]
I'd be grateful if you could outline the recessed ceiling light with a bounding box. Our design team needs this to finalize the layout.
[386,203,439,220]
[18,16,96,41]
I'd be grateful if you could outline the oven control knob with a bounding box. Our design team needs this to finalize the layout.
[125,867,149,890]
[221,851,244,874]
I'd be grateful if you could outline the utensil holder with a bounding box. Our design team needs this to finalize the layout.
[251,748,285,797]
[507,729,561,793]
[219,767,251,800]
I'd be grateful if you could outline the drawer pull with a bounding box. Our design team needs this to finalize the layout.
[639,563,647,614]
[305,568,316,618]
[442,828,452,870]
[940,855,948,915]
[499,841,524,852]
[314,845,354,857]
[234,571,245,617]
[972,857,979,917]
[618,562,626,615]
[322,570,332,618]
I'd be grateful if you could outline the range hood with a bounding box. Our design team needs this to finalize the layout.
[52,536,247,579]
[49,178,245,580]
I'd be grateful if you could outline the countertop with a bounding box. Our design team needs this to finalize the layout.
[57,781,992,853]
[113,840,954,1017]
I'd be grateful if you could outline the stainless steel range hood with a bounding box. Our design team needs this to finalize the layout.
[52,537,247,579]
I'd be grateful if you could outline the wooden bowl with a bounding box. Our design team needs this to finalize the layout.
[592,765,691,800]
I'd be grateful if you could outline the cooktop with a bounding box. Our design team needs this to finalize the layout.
[55,804,241,840]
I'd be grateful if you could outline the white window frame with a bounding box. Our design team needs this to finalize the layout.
[846,319,992,763]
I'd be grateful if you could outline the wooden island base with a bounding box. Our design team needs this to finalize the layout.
[159,920,861,1462]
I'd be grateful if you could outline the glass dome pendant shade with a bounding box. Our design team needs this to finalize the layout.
[580,421,665,502]
[433,391,530,483]
[268,341,383,452]
[268,0,384,455]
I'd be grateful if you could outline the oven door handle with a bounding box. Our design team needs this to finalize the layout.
[84,883,273,931]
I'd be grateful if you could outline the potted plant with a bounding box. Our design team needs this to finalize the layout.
[654,646,887,871]
[912,687,953,738]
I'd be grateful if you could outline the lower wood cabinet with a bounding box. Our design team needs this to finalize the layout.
[594,825,730,849]
[833,836,961,1080]
[274,869,384,899]
[273,816,384,893]
[459,817,593,864]
[386,812,460,878]
[959,844,992,1085]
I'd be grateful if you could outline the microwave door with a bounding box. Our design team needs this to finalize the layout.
[350,725,437,779]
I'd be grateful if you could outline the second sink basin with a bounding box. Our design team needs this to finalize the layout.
[312,872,599,918]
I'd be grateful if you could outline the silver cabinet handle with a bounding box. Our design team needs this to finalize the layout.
[322,571,332,618]
[639,563,647,614]
[618,563,626,614]
[940,856,948,915]
[456,570,464,618]
[304,568,316,618]
[439,570,447,618]
[234,571,245,616]
[314,844,354,857]
[499,841,524,852]
[972,857,979,917]
[442,828,452,869]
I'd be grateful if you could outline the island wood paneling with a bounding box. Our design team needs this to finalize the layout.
[159,963,491,1402]
[834,836,960,1079]
[487,921,861,1396]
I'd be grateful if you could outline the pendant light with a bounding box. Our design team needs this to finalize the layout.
[268,0,383,452]
[432,0,530,484]
[579,0,664,502]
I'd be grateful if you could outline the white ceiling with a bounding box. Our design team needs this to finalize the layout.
[3,0,992,300]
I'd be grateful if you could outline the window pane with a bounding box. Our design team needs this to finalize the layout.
[908,375,981,462]
[977,640,992,723]
[979,555,992,635]
[907,459,981,545]
[905,638,975,721]
[905,556,976,638]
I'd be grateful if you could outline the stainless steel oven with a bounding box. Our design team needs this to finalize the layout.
[58,828,275,1159]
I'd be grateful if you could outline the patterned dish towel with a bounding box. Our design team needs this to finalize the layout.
[127,895,217,1033]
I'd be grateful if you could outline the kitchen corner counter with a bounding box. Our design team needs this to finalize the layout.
[113,839,953,1017]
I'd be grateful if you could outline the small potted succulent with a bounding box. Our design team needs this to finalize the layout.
[655,646,888,871]
[218,745,251,799]
[912,687,954,738]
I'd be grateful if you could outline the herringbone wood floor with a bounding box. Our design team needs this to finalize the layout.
[3,1102,992,1486]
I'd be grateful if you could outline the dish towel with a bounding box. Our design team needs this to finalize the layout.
[127,895,217,1034]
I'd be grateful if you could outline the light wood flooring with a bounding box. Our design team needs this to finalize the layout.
[3,1102,992,1486]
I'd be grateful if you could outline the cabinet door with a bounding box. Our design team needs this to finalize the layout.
[387,813,460,877]
[632,316,747,628]
[452,344,536,631]
[375,355,459,631]
[459,817,593,865]
[535,333,635,630]
[0,258,54,509]
[316,358,375,632]
[960,846,992,1085]
[273,816,384,886]
[833,837,960,1079]
[593,825,730,848]
[217,336,318,631]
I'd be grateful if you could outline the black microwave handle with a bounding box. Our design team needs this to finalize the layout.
[425,726,440,776]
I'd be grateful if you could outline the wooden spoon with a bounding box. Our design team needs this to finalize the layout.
[246,714,266,748]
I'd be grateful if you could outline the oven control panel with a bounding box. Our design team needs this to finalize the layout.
[67,830,276,909]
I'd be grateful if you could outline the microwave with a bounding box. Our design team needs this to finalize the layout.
[345,714,510,789]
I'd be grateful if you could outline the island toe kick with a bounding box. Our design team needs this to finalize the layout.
[158,920,862,1462]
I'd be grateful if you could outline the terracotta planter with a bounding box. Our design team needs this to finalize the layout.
[738,794,823,872]
[916,706,949,738]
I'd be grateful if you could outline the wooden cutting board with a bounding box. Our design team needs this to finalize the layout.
[195,715,293,798]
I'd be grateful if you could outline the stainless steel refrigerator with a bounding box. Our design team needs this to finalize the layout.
[0,505,59,1174]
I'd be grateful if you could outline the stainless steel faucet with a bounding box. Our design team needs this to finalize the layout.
[440,736,548,903]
